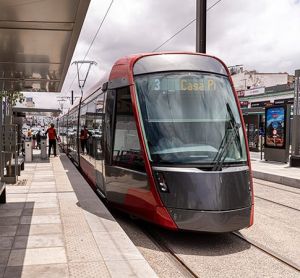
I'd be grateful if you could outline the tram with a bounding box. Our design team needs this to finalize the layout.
[58,52,254,232]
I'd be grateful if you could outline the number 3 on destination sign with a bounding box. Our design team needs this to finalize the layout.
[154,79,160,90]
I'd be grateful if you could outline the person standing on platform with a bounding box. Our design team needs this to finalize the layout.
[45,123,58,157]
[36,130,41,149]
[80,126,89,154]
[32,133,36,149]
[27,129,32,140]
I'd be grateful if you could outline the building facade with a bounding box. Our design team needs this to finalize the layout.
[230,66,295,151]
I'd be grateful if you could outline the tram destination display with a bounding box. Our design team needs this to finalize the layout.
[265,105,286,148]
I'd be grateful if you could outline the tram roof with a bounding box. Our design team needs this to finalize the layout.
[0,0,90,93]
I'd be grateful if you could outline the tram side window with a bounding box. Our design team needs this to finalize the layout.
[112,87,145,173]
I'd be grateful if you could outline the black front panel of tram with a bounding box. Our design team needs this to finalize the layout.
[154,168,251,211]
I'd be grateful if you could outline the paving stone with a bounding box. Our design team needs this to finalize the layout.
[56,186,73,192]
[6,194,27,199]
[0,249,10,266]
[25,197,57,203]
[16,224,63,236]
[93,231,144,261]
[0,236,14,249]
[0,225,18,236]
[0,266,4,277]
[24,202,59,209]
[106,259,157,278]
[6,187,29,194]
[0,209,23,217]
[83,211,123,233]
[62,216,91,237]
[8,247,67,266]
[26,193,57,198]
[13,234,64,249]
[0,203,25,209]
[69,261,111,278]
[64,233,103,263]
[0,151,157,277]
[20,215,61,225]
[22,207,60,216]
[57,192,77,200]
[59,200,83,216]
[6,198,26,203]
[30,182,56,186]
[4,264,68,278]
[29,188,57,193]
[0,217,20,226]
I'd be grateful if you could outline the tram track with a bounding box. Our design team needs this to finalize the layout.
[139,224,199,278]
[254,195,300,212]
[139,221,300,277]
[232,231,300,272]
[254,179,300,195]
[111,209,299,277]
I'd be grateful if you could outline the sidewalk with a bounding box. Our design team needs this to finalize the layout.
[250,152,300,188]
[0,151,157,278]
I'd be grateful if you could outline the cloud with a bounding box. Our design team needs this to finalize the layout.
[55,0,300,104]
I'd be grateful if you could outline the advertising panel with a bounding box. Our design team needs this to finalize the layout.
[265,106,286,148]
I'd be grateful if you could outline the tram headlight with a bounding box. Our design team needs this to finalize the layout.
[155,172,169,193]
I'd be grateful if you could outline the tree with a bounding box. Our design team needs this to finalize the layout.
[0,90,25,116]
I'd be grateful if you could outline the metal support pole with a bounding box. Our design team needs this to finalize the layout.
[260,134,263,160]
[290,69,300,166]
[72,60,96,167]
[77,92,83,164]
[196,0,207,53]
[71,90,74,105]
[0,96,3,179]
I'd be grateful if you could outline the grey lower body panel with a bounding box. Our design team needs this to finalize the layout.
[168,206,251,233]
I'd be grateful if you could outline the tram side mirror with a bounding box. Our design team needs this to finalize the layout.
[102,82,108,92]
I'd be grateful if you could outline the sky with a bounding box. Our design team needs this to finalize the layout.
[25,0,300,110]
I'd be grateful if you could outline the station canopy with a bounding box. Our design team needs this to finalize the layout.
[0,0,90,93]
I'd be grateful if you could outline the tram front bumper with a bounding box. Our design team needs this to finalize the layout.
[167,206,251,233]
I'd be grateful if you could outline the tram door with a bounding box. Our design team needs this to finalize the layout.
[103,86,148,204]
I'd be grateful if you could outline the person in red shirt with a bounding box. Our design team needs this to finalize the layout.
[45,123,58,157]
[80,126,89,154]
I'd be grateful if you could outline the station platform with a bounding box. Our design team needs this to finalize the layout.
[0,151,157,278]
[0,149,299,278]
[250,152,300,189]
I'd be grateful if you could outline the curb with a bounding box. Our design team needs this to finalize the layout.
[252,170,300,189]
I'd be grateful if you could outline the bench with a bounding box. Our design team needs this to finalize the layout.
[0,182,6,203]
[6,157,25,176]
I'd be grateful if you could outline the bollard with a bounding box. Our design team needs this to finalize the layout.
[40,138,47,159]
[25,140,33,162]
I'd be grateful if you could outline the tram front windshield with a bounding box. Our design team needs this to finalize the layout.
[135,72,247,167]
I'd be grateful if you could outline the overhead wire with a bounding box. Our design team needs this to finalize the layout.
[65,0,221,96]
[65,0,114,95]
[152,0,223,52]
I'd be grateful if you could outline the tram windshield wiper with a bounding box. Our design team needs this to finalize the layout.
[212,103,242,171]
